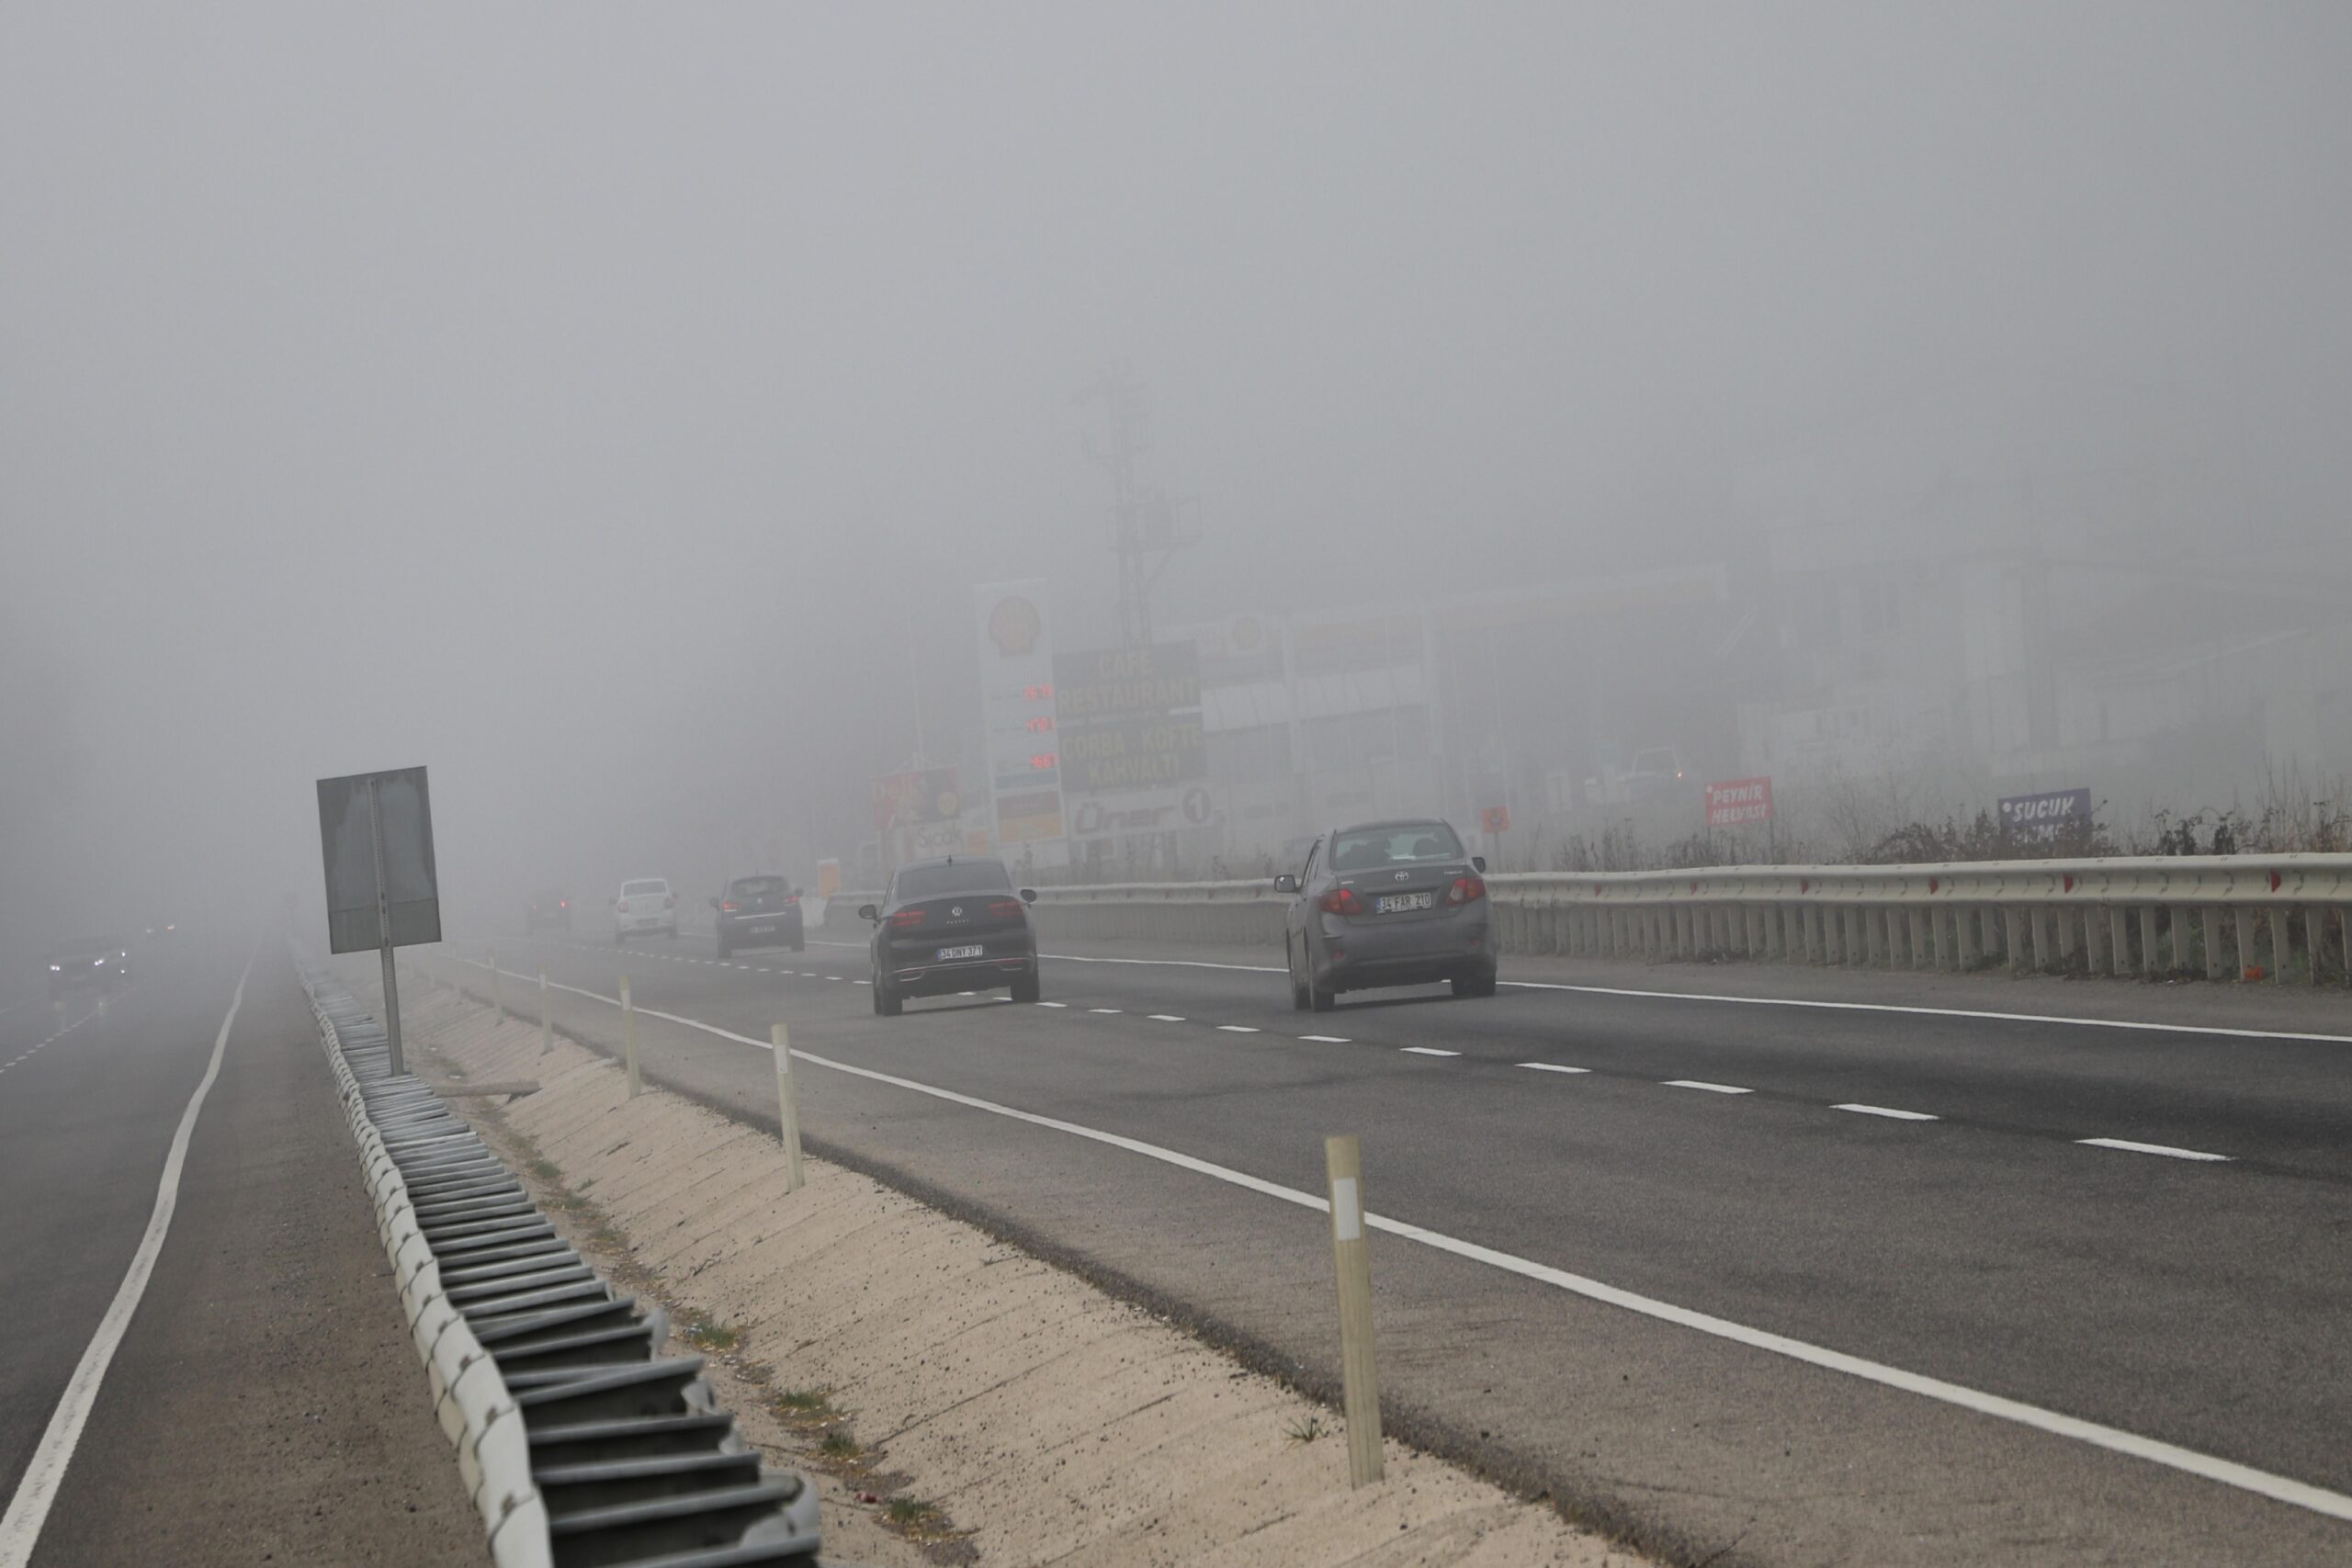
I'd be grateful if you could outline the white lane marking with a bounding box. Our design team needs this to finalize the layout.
[1401,1045,1459,1056]
[1519,1062,1590,1074]
[1148,1014,1186,1022]
[854,980,873,987]
[1298,1034,1351,1043]
[1664,1079,1752,1095]
[824,976,843,982]
[0,955,254,1564]
[1089,1008,1122,1014]
[439,953,2352,1523]
[1037,1001,1069,1009]
[865,939,2352,1049]
[2078,1137,2232,1162]
[800,972,819,977]
[1216,1024,1261,1033]
[1836,1103,1939,1122]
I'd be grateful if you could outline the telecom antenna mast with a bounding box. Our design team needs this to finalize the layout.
[1078,362,1189,648]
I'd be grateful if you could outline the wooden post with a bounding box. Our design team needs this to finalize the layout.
[492,951,503,1024]
[621,975,640,1098]
[539,973,553,1055]
[1324,1134,1382,1488]
[773,1024,803,1194]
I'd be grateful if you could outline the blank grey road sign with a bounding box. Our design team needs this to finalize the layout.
[318,766,441,953]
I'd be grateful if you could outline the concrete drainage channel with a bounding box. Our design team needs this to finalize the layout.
[296,954,834,1568]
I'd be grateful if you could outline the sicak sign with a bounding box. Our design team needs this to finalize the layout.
[1704,776,1774,828]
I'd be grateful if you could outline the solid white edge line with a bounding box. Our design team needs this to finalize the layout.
[1835,1103,1940,1122]
[2078,1137,2232,1162]
[1519,1062,1591,1074]
[1664,1079,1753,1094]
[442,953,2351,1524]
[0,953,254,1565]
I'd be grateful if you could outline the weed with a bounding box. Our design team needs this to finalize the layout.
[819,1430,861,1461]
[527,1157,560,1181]
[684,1315,740,1353]
[885,1497,942,1528]
[1284,1415,1326,1445]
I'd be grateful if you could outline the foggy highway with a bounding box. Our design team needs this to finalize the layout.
[428,924,2352,1565]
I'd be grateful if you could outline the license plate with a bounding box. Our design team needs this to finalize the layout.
[936,944,984,961]
[1375,891,1434,914]
[747,924,776,935]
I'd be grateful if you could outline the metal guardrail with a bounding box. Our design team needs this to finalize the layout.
[830,854,2352,984]
[296,955,830,1567]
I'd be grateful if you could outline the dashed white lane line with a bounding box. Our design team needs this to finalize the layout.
[1216,1024,1260,1034]
[1298,1034,1351,1043]
[1037,1001,1069,1009]
[1090,1008,1122,1014]
[2078,1137,2232,1163]
[1664,1079,1753,1095]
[1836,1103,1939,1122]
[448,953,2335,1522]
[1519,1062,1590,1074]
[1400,1046,1459,1056]
[823,976,843,982]
[1148,1014,1186,1022]
[854,980,873,987]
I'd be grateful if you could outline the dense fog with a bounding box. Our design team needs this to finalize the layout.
[5,4,2349,955]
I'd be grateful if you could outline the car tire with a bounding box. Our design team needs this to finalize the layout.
[1452,967,1498,999]
[717,941,731,961]
[1287,941,1311,1011]
[791,936,806,953]
[1309,979,1337,1013]
[1011,970,1041,1004]
[875,982,902,1018]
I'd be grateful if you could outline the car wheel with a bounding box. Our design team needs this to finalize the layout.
[1309,979,1337,1013]
[1453,966,1498,999]
[791,936,806,953]
[1011,971,1041,1004]
[1287,940,1311,1011]
[875,982,902,1018]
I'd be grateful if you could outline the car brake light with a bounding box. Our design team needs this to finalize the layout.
[987,899,1024,920]
[891,909,927,929]
[1446,874,1487,906]
[784,894,798,905]
[1320,886,1363,917]
[721,901,738,913]
[664,896,676,909]
[560,899,567,908]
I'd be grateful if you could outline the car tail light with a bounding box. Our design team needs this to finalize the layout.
[560,899,567,908]
[721,900,738,913]
[891,908,927,929]
[1446,874,1487,906]
[1320,886,1364,917]
[987,899,1024,920]
[664,896,676,909]
[784,894,799,905]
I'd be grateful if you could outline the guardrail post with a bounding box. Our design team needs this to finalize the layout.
[2270,907,2292,984]
[2309,908,2333,987]
[2339,907,2351,987]
[491,952,503,1024]
[2108,908,2131,976]
[1323,1134,1383,1489]
[2199,906,2226,980]
[2003,908,2027,975]
[1904,908,1926,969]
[2233,908,2257,980]
[2135,906,2157,976]
[772,1024,803,1194]
[1954,907,1979,970]
[538,973,552,1055]
[2081,908,2107,975]
[2056,909,2078,968]
[621,975,640,1097]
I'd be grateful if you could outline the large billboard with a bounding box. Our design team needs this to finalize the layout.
[870,766,962,832]
[973,581,1066,844]
[1059,714,1207,793]
[1705,776,1774,828]
[1053,641,1209,833]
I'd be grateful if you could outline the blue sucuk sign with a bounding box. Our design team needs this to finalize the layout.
[1998,787,2093,843]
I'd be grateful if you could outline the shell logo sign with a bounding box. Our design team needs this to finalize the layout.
[987,595,1043,657]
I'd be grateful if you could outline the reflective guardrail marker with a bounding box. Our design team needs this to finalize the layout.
[773,1024,803,1194]
[1324,1134,1383,1487]
[621,975,639,1098]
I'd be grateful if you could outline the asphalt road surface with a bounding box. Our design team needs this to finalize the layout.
[0,935,479,1566]
[424,917,2352,1568]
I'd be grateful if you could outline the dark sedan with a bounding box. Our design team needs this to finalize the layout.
[47,936,130,1000]
[1277,818,1494,1011]
[711,874,806,957]
[862,857,1039,1015]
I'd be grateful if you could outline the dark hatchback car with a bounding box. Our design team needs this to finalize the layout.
[711,874,806,957]
[525,890,573,931]
[48,936,130,1000]
[1277,818,1494,1011]
[861,857,1038,1015]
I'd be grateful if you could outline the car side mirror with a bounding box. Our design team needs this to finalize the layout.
[857,904,879,922]
[1472,856,1487,874]
[1273,874,1299,894]
[707,897,720,909]
[1018,888,1037,904]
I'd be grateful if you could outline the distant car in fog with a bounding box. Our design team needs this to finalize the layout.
[710,875,804,957]
[141,921,177,939]
[526,891,573,931]
[1276,818,1494,1010]
[861,857,1039,1015]
[613,878,677,942]
[48,936,130,999]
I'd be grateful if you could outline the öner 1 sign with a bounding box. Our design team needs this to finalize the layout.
[1999,787,2093,843]
[1705,776,1774,829]
[317,765,441,954]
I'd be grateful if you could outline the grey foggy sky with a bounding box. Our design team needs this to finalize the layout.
[4,4,2349,930]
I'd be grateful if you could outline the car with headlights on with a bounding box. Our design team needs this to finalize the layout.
[47,936,130,999]
[861,857,1038,1015]
[1276,818,1493,1011]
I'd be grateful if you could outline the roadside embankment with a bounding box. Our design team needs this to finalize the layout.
[392,977,1639,1568]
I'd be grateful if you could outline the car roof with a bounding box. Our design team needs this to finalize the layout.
[897,855,1007,873]
[727,873,787,881]
[1330,818,1455,835]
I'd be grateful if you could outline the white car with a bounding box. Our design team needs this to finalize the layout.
[614,878,678,942]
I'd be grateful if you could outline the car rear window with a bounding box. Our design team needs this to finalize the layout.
[729,876,787,897]
[1328,824,1464,872]
[622,879,667,896]
[894,862,1012,899]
